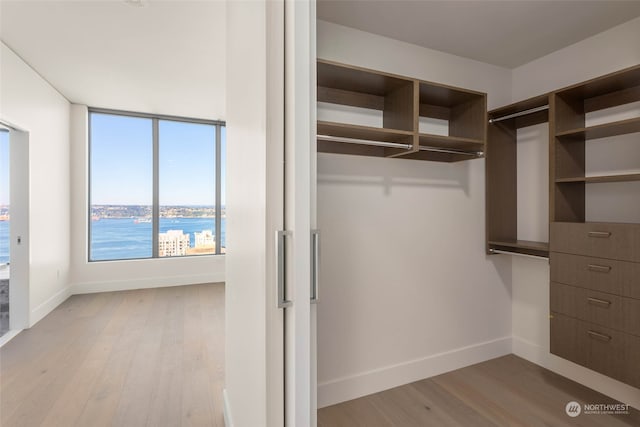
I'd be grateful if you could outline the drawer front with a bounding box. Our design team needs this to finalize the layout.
[550,282,640,336]
[550,252,640,300]
[550,222,640,263]
[550,313,640,388]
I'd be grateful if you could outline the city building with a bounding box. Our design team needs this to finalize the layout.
[158,230,190,257]
[194,229,215,248]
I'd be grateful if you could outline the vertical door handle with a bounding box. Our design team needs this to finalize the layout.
[311,230,319,304]
[276,230,293,308]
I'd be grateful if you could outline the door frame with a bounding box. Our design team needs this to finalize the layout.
[0,118,30,337]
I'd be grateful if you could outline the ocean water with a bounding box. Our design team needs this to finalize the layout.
[0,217,226,263]
[90,217,226,261]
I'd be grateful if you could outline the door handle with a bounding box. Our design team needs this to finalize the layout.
[276,230,293,308]
[311,230,319,304]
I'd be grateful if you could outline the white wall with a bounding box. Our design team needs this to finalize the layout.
[511,16,640,409]
[0,41,71,326]
[316,21,514,408]
[68,105,224,293]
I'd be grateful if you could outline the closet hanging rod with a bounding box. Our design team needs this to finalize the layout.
[317,134,482,157]
[488,105,549,124]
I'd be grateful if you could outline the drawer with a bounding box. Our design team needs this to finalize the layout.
[550,313,640,388]
[550,222,640,263]
[550,282,640,336]
[550,252,640,300]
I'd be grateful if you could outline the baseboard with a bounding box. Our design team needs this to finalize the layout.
[512,335,640,410]
[318,336,512,408]
[29,285,72,327]
[71,273,225,295]
[223,388,233,427]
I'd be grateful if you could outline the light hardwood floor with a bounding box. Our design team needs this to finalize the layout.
[319,355,640,427]
[0,283,224,427]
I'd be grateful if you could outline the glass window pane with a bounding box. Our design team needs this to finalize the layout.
[90,113,153,261]
[159,120,215,257]
[0,130,9,265]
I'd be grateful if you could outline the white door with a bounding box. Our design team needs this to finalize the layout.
[283,0,317,426]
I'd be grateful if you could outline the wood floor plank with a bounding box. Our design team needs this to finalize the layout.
[0,283,225,427]
[319,355,640,427]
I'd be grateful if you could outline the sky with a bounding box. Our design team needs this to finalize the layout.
[0,130,8,206]
[91,113,225,206]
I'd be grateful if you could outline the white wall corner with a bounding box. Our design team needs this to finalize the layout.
[317,336,512,408]
[223,388,234,427]
[29,284,73,327]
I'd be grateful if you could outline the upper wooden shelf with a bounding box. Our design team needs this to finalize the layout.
[555,117,640,140]
[555,64,640,101]
[316,60,487,162]
[556,173,640,184]
[317,121,413,142]
[317,59,412,97]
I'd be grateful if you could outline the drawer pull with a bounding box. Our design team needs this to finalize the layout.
[587,264,611,273]
[588,231,611,238]
[587,330,612,342]
[587,297,611,307]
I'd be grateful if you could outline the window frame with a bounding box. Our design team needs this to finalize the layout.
[88,107,225,262]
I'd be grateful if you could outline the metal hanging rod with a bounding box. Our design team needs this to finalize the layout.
[317,134,483,157]
[488,105,549,124]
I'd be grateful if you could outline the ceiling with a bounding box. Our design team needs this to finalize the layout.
[317,0,640,68]
[0,0,225,120]
[2,1,639,119]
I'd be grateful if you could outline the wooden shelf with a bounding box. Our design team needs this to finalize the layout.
[418,133,484,152]
[556,173,640,184]
[317,121,413,142]
[488,240,549,257]
[556,117,640,140]
[316,60,487,163]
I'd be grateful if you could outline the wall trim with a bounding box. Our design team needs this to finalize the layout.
[71,273,225,295]
[30,284,72,327]
[318,336,512,408]
[223,388,234,427]
[0,329,22,348]
[513,335,640,410]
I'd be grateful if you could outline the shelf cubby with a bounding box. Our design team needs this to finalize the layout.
[551,64,640,224]
[316,60,487,162]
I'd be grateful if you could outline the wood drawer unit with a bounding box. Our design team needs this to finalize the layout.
[550,282,640,336]
[550,252,640,300]
[550,313,640,388]
[550,222,640,263]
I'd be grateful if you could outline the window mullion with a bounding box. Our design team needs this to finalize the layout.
[152,118,160,258]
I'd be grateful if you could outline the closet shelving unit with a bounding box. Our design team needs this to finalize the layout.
[548,64,640,389]
[551,65,640,222]
[317,59,487,163]
[485,93,551,258]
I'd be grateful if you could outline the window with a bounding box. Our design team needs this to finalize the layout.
[0,129,8,265]
[89,109,225,261]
